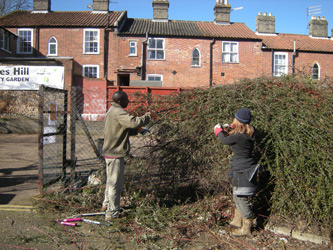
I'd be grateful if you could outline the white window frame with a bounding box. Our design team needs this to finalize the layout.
[82,65,99,78]
[17,28,33,54]
[0,31,10,51]
[147,38,165,60]
[129,40,137,56]
[83,29,100,54]
[48,36,58,56]
[191,48,201,67]
[222,41,239,63]
[147,74,163,82]
[273,52,288,77]
[312,63,320,80]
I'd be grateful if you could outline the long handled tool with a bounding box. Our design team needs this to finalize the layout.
[63,218,111,226]
[55,217,110,227]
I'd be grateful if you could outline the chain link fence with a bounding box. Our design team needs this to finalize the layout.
[1,86,184,196]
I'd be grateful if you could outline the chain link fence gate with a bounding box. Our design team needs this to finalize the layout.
[38,85,182,197]
[38,85,105,194]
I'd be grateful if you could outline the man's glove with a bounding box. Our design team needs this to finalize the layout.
[138,127,150,135]
[214,123,223,136]
[150,110,157,119]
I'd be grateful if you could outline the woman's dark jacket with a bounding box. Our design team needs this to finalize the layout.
[217,130,259,196]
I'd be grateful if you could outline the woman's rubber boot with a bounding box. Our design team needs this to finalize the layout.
[229,208,242,228]
[232,217,253,237]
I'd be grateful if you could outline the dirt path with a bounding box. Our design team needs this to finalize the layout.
[0,134,40,205]
[0,134,331,250]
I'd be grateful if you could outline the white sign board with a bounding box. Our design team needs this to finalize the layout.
[43,127,56,145]
[0,65,64,90]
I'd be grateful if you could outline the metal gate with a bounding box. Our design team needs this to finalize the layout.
[38,85,68,193]
[38,85,105,194]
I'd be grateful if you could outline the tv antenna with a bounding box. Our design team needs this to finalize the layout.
[232,7,244,11]
[307,5,321,30]
[87,1,118,9]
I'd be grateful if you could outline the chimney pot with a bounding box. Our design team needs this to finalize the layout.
[33,0,51,12]
[92,0,109,12]
[152,0,169,21]
[309,15,328,37]
[256,12,275,34]
[214,0,231,24]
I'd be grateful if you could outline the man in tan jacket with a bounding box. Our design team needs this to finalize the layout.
[102,91,153,220]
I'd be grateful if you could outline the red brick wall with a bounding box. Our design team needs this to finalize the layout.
[73,77,107,121]
[294,52,333,79]
[108,35,267,87]
[38,27,106,78]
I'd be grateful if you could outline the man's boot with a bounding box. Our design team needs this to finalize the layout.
[229,208,242,228]
[232,217,253,237]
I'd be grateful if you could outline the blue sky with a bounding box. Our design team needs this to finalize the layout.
[52,0,333,35]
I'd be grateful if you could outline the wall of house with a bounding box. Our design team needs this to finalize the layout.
[108,34,266,88]
[37,27,106,78]
[294,51,333,79]
[211,40,264,85]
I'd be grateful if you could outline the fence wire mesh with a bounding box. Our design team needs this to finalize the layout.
[39,86,68,188]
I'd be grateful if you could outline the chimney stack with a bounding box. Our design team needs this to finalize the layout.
[256,12,275,34]
[152,0,169,22]
[214,0,231,24]
[309,16,328,37]
[33,0,51,13]
[93,0,109,13]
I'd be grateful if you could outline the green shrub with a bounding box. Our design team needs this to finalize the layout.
[134,76,332,229]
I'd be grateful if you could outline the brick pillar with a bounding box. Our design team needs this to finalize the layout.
[152,0,169,21]
[93,0,109,12]
[309,16,328,37]
[33,0,51,12]
[256,12,275,34]
[214,0,231,24]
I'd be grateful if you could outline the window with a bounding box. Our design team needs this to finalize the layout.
[148,38,164,60]
[273,52,288,76]
[17,28,33,54]
[48,36,57,56]
[192,48,201,66]
[0,31,9,51]
[222,42,239,63]
[147,74,163,82]
[129,41,137,56]
[83,65,99,78]
[83,29,99,54]
[312,63,320,80]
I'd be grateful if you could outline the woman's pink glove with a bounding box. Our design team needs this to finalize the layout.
[214,123,223,136]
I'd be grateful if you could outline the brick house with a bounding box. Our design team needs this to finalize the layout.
[0,0,123,90]
[111,0,333,87]
[0,0,332,89]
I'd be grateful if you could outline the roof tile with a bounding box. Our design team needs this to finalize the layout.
[119,18,259,40]
[0,10,122,27]
[259,33,333,52]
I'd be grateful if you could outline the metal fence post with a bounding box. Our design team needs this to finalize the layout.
[62,90,68,182]
[38,85,45,194]
[70,86,76,189]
